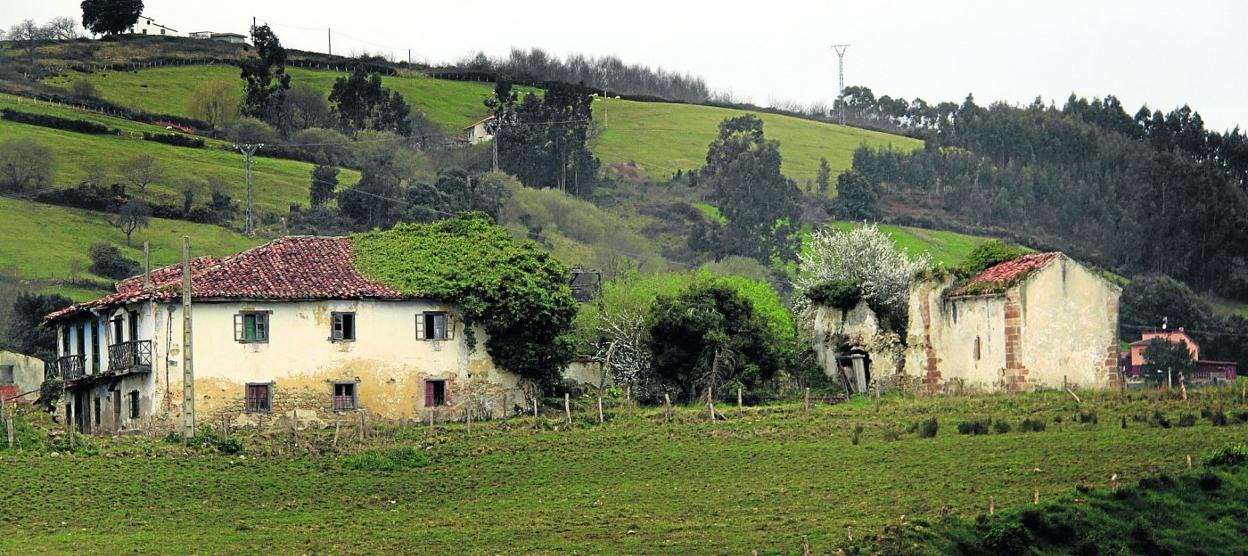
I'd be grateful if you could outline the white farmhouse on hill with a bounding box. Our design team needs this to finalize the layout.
[464,115,495,145]
[128,16,179,37]
[44,237,521,435]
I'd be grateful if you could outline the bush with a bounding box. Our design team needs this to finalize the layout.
[1209,409,1228,427]
[226,116,280,144]
[1077,410,1098,424]
[342,446,432,471]
[918,417,938,438]
[1204,442,1248,467]
[1020,417,1046,432]
[143,132,205,148]
[993,420,1012,434]
[68,79,100,99]
[0,137,56,192]
[1,108,116,134]
[1177,413,1197,427]
[1234,410,1248,424]
[88,243,139,279]
[805,280,863,310]
[1150,410,1172,429]
[957,418,991,435]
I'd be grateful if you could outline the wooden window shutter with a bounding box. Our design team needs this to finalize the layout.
[331,313,343,340]
[415,312,425,340]
[425,380,434,406]
[233,314,244,341]
[446,314,456,340]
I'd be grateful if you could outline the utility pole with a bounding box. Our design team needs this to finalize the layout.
[235,143,262,236]
[180,236,195,437]
[328,28,332,56]
[491,124,499,173]
[831,44,850,126]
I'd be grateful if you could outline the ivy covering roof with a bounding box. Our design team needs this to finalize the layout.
[949,252,1061,297]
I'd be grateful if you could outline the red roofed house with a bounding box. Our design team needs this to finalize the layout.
[905,252,1121,392]
[44,237,515,435]
[1122,329,1237,385]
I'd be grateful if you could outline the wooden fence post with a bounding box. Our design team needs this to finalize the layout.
[664,393,672,423]
[564,393,572,425]
[1187,454,1193,471]
[804,387,811,411]
[737,387,743,409]
[1033,489,1039,504]
[988,495,995,515]
[597,393,604,424]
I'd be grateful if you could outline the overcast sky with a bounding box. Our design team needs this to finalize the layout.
[5,0,1246,131]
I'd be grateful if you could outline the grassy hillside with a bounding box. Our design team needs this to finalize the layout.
[0,389,1242,553]
[0,196,260,299]
[592,98,923,186]
[44,65,510,133]
[0,94,360,215]
[44,65,921,187]
[827,221,993,267]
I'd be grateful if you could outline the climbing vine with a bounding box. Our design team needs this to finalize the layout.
[352,213,579,386]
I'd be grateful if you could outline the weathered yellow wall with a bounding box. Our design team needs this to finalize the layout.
[158,299,517,424]
[920,293,1009,391]
[0,351,46,401]
[1016,257,1120,388]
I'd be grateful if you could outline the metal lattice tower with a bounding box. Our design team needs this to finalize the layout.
[832,44,850,125]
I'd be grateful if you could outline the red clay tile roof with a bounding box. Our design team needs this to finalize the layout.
[46,237,412,322]
[951,252,1061,296]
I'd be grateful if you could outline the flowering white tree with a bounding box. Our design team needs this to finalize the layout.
[794,224,931,318]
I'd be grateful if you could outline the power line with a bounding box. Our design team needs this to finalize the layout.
[1120,323,1248,339]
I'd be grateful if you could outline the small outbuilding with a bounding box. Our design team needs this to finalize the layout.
[0,351,45,403]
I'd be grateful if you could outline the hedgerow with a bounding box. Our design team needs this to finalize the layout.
[1,108,117,135]
[351,212,578,386]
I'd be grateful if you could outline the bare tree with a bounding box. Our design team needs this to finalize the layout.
[185,80,240,129]
[46,16,83,40]
[113,200,151,246]
[117,154,164,200]
[7,20,51,70]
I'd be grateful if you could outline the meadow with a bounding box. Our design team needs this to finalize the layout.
[0,196,260,299]
[0,388,1244,554]
[44,65,922,187]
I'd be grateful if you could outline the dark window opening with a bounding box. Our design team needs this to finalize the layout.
[974,336,982,361]
[91,321,101,373]
[76,324,85,356]
[0,365,13,384]
[234,312,269,343]
[93,397,101,427]
[128,312,139,342]
[245,383,272,413]
[425,379,447,406]
[332,382,357,411]
[418,312,450,340]
[331,312,356,341]
[129,390,140,420]
[112,316,124,343]
[61,327,70,355]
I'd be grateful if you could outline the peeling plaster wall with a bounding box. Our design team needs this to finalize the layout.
[1016,257,1121,389]
[904,256,1121,392]
[811,302,904,385]
[159,299,514,423]
[0,351,45,402]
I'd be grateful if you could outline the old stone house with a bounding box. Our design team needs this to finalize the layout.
[811,252,1121,394]
[906,252,1121,392]
[0,351,45,402]
[43,236,520,435]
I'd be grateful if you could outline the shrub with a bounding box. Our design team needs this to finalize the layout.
[882,429,901,442]
[0,137,56,192]
[1234,410,1248,424]
[0,108,115,134]
[68,79,100,99]
[957,418,991,435]
[1020,417,1046,432]
[88,243,140,279]
[143,132,205,148]
[1177,413,1197,427]
[918,417,938,438]
[343,446,432,471]
[804,280,863,310]
[993,420,1012,434]
[1204,442,1248,467]
[1077,410,1098,424]
[1208,409,1228,427]
[1150,410,1172,429]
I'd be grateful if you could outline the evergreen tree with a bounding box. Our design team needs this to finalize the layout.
[328,65,411,137]
[702,115,801,264]
[309,165,339,208]
[486,81,598,194]
[239,24,291,130]
[816,157,831,194]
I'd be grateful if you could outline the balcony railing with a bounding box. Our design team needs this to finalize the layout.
[107,340,152,373]
[54,354,86,382]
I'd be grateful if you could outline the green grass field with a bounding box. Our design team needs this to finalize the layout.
[826,221,993,266]
[592,98,923,186]
[44,65,510,133]
[0,196,260,296]
[44,65,921,187]
[0,389,1242,554]
[0,97,360,215]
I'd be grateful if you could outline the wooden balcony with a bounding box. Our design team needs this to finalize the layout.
[107,340,153,374]
[52,354,86,382]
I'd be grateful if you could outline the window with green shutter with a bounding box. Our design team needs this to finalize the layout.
[234,312,270,343]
